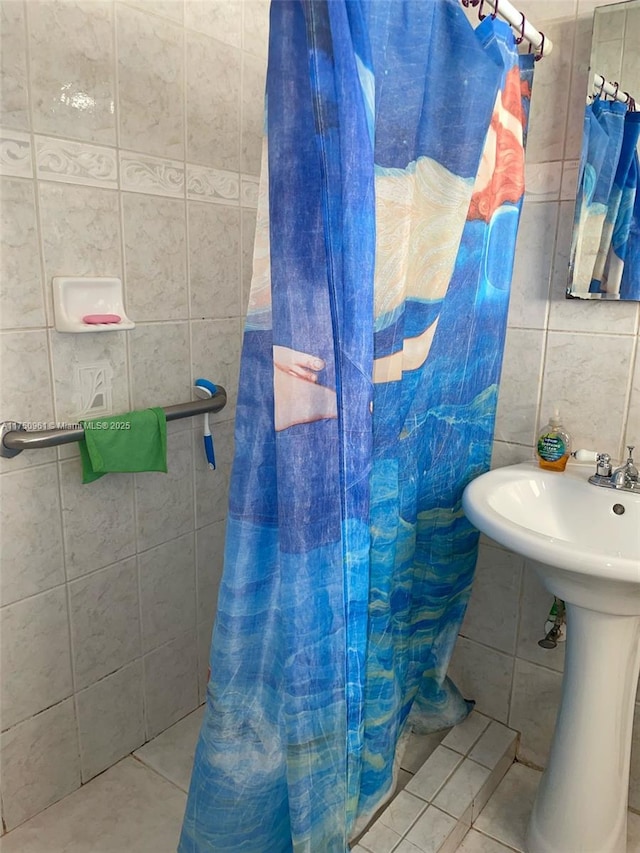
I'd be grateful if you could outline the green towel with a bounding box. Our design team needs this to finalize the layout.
[79,407,168,484]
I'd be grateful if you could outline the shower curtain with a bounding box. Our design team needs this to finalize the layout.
[570,98,626,293]
[620,149,640,300]
[592,111,640,299]
[180,2,533,851]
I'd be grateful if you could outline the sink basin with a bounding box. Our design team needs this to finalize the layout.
[462,461,640,597]
[462,462,640,853]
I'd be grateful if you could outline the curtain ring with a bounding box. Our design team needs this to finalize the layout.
[534,31,546,61]
[491,0,499,19]
[478,0,487,20]
[515,12,526,44]
[624,93,636,111]
[461,0,471,7]
[598,77,606,98]
[612,81,620,101]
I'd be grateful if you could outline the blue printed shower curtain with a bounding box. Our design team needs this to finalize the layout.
[598,111,640,299]
[571,98,640,297]
[180,2,533,851]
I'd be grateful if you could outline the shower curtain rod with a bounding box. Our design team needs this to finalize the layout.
[462,0,553,57]
[592,73,637,109]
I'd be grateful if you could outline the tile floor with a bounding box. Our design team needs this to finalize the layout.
[354,713,518,853]
[0,708,204,853]
[1,705,639,853]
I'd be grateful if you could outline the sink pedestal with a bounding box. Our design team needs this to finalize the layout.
[461,463,640,852]
[527,603,640,853]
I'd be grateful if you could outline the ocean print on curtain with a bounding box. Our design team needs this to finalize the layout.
[180,2,534,851]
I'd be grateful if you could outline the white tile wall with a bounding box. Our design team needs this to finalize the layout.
[139,533,196,652]
[0,1,29,131]
[0,462,65,604]
[508,660,563,769]
[143,630,199,739]
[76,660,145,782]
[188,203,241,318]
[460,544,523,655]
[196,519,225,625]
[122,194,189,322]
[186,30,241,170]
[0,0,267,831]
[28,0,117,145]
[117,4,185,161]
[1,585,73,730]
[457,0,640,807]
[0,698,81,831]
[0,179,45,327]
[68,557,141,689]
[448,639,514,726]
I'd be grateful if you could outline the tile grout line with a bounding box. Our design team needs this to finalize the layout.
[129,752,189,795]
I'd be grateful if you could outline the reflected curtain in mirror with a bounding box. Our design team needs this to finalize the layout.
[570,101,640,298]
[567,0,640,300]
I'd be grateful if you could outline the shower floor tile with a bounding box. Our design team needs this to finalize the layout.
[473,763,640,853]
[0,756,186,853]
[472,763,539,851]
[358,721,519,853]
[3,706,639,853]
[455,829,516,852]
[134,705,204,791]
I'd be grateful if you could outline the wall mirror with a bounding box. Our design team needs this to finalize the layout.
[567,0,640,300]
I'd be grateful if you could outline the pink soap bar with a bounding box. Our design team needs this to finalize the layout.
[83,314,121,325]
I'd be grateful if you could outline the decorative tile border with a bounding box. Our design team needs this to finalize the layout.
[119,151,184,198]
[0,129,32,178]
[35,136,117,189]
[186,163,239,205]
[240,174,259,209]
[1,131,260,210]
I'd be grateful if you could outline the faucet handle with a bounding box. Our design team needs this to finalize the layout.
[573,449,598,463]
[571,448,613,475]
[596,452,612,476]
[627,445,635,461]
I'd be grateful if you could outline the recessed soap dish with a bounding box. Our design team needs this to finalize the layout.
[52,277,135,333]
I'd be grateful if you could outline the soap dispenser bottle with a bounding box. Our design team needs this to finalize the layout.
[536,408,571,471]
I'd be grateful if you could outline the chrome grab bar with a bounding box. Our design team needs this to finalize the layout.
[0,386,227,458]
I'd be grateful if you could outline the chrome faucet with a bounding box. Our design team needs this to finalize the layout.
[611,446,639,490]
[583,445,639,493]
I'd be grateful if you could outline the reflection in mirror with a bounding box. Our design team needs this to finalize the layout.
[568,0,640,300]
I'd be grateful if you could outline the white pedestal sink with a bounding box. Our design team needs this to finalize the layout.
[462,462,640,853]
